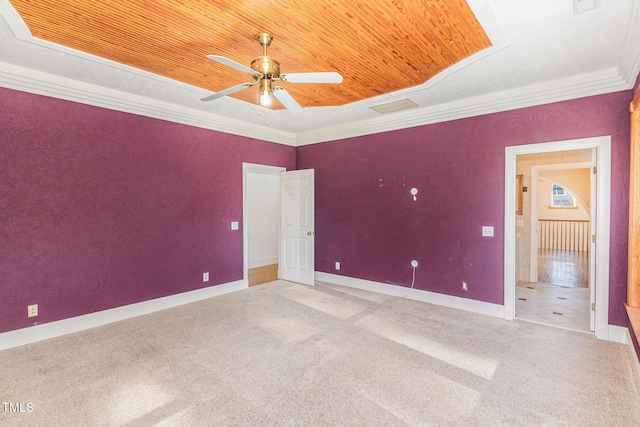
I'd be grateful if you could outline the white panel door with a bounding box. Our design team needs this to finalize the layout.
[279,169,315,286]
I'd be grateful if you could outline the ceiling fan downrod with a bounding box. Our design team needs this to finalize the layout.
[251,33,279,78]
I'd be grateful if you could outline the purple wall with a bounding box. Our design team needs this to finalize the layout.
[297,90,632,326]
[1,83,635,335]
[0,87,295,333]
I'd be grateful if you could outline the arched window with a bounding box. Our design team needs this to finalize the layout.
[551,184,576,207]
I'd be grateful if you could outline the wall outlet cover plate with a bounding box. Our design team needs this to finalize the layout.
[482,226,494,237]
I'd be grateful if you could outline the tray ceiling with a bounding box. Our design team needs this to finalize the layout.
[8,0,490,110]
[0,1,638,145]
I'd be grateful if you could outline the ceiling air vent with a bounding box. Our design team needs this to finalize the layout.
[573,0,600,14]
[369,98,419,114]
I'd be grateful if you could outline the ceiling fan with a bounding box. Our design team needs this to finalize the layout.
[201,32,343,114]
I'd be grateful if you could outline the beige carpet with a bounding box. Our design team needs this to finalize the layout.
[1,280,639,426]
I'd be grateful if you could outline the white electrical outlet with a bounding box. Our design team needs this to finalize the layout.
[411,260,419,268]
[203,272,209,282]
[231,222,239,230]
[462,281,468,291]
[335,262,341,270]
[482,226,494,237]
[28,304,38,318]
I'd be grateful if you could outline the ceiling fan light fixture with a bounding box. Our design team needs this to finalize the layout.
[259,91,271,107]
[259,79,272,106]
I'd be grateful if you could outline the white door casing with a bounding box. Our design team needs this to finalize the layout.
[279,169,315,286]
[589,148,598,331]
[504,136,611,340]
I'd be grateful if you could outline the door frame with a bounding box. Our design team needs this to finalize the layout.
[504,136,611,340]
[242,162,286,286]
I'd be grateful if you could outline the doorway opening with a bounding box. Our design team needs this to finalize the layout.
[504,136,611,340]
[243,163,284,287]
[515,157,593,332]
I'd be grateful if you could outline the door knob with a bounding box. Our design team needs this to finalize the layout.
[307,231,315,236]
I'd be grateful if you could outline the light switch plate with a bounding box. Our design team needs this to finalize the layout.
[231,221,239,230]
[482,226,494,237]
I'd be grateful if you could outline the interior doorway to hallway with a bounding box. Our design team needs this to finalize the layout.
[242,163,317,288]
[504,136,611,340]
[243,163,284,287]
[514,155,593,332]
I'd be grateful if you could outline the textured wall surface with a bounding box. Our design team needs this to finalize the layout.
[297,91,632,326]
[1,85,634,335]
[0,87,295,333]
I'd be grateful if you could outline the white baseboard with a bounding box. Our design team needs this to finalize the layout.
[0,279,248,351]
[605,325,640,388]
[315,272,505,319]
[607,324,630,344]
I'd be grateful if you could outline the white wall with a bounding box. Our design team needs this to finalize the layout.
[537,172,591,221]
[247,172,279,268]
[539,168,591,209]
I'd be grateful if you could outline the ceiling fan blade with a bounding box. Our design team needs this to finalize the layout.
[207,55,257,75]
[273,87,303,114]
[201,83,252,101]
[280,72,343,84]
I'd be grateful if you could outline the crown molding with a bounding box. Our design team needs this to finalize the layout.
[2,60,630,148]
[0,62,297,146]
[1,60,631,149]
[2,0,637,148]
[294,68,630,146]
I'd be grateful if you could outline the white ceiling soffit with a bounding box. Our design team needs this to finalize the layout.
[0,0,639,147]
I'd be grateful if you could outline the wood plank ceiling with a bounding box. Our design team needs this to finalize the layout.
[9,0,491,110]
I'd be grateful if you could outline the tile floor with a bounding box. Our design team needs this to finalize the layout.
[515,281,591,332]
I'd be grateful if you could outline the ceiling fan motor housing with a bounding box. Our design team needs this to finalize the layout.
[251,56,280,78]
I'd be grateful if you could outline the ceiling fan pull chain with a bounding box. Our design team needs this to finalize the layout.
[258,105,270,126]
